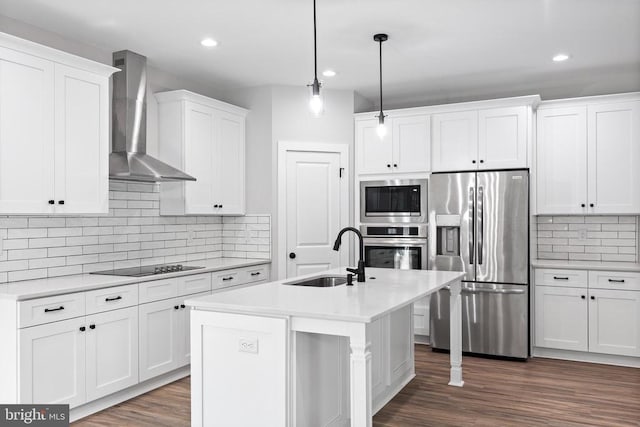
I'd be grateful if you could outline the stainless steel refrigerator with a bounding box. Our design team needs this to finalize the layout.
[429,169,529,359]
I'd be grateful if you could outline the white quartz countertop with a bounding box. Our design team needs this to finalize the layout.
[532,259,640,272]
[185,268,464,323]
[0,258,270,301]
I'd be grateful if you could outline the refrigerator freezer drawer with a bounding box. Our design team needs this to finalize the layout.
[430,282,529,358]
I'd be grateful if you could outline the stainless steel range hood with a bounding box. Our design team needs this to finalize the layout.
[110,50,196,182]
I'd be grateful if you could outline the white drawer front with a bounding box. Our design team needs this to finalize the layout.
[535,268,587,288]
[139,278,179,303]
[178,273,212,296]
[589,271,640,291]
[19,292,86,328]
[244,265,269,284]
[213,271,241,289]
[85,284,139,315]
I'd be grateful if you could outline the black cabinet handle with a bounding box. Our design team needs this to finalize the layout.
[44,306,64,313]
[581,295,586,299]
[214,204,219,208]
[479,160,484,163]
[581,203,586,207]
[219,204,223,208]
[608,279,625,283]
[553,276,569,280]
[393,163,398,167]
[289,252,296,259]
[386,164,391,168]
[180,304,186,309]
[222,276,234,281]
[58,200,64,205]
[89,324,96,329]
[174,305,180,310]
[590,203,594,207]
[105,296,122,302]
[590,296,595,300]
[79,326,86,332]
[48,200,55,205]
[250,272,261,276]
[472,160,476,164]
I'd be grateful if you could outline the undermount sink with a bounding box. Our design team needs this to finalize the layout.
[283,275,348,288]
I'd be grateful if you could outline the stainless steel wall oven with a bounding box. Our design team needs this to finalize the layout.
[361,224,427,271]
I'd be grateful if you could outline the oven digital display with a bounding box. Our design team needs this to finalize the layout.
[366,227,419,236]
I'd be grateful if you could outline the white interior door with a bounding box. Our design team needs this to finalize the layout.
[279,143,349,279]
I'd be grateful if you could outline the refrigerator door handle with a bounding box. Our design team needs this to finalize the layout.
[469,187,474,264]
[477,185,484,265]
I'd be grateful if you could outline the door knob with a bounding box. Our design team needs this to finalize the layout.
[289,252,296,259]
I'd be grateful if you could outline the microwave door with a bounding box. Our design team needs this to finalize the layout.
[428,172,476,281]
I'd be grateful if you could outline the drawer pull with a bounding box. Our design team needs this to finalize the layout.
[44,306,64,313]
[105,296,123,302]
[250,272,261,276]
[222,277,234,281]
[553,276,569,280]
[607,279,625,283]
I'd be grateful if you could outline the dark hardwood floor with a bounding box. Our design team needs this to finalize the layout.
[74,345,640,426]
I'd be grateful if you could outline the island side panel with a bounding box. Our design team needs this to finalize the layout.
[348,322,373,427]
[190,310,290,426]
[448,279,464,386]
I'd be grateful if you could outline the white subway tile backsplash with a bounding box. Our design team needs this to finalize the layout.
[537,215,638,263]
[0,184,270,283]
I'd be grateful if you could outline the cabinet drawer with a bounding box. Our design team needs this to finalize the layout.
[535,268,587,288]
[139,278,179,303]
[178,273,212,296]
[213,271,241,289]
[18,292,85,328]
[589,271,640,291]
[85,284,138,315]
[244,265,269,284]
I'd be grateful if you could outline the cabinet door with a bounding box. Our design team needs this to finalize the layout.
[214,111,245,215]
[176,291,210,367]
[54,64,109,214]
[588,289,640,357]
[19,317,86,407]
[139,297,180,381]
[413,296,430,336]
[534,286,588,351]
[431,111,478,172]
[85,306,139,401]
[478,106,527,170]
[0,47,55,214]
[356,118,393,175]
[392,115,430,173]
[587,101,640,214]
[536,107,588,214]
[184,101,216,214]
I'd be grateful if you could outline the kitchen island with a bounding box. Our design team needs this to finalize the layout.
[185,267,465,427]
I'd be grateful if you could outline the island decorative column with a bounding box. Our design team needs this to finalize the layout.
[348,323,372,427]
[448,280,464,387]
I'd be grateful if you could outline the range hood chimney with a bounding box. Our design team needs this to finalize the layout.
[110,50,196,182]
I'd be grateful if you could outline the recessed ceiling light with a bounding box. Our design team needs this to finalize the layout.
[322,69,337,77]
[553,53,570,62]
[201,38,218,48]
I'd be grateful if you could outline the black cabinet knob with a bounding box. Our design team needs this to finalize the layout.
[386,164,391,168]
[58,200,64,205]
[393,163,398,167]
[590,203,594,207]
[89,324,95,330]
[581,295,586,299]
[214,204,219,208]
[590,296,595,300]
[48,200,55,205]
[472,160,476,164]
[79,326,86,332]
[174,305,180,310]
[581,203,586,207]
[479,160,484,163]
[219,205,223,208]
[180,304,186,309]
[289,252,296,259]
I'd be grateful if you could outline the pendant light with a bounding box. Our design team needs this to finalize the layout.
[374,33,388,139]
[308,0,323,116]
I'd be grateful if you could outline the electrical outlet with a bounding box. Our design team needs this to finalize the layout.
[239,337,258,354]
[579,229,587,240]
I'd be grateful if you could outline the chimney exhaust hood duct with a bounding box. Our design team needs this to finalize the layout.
[110,50,196,182]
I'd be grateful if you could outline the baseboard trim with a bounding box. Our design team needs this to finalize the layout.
[373,373,416,415]
[414,334,430,345]
[533,347,640,368]
[70,366,191,422]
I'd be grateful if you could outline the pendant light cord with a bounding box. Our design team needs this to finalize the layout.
[378,38,383,116]
[313,0,318,82]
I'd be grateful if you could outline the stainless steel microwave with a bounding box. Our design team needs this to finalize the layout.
[360,179,428,223]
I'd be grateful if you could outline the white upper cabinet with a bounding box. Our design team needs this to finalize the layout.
[432,106,529,172]
[536,96,640,215]
[157,90,247,215]
[432,110,478,171]
[0,33,115,215]
[356,114,430,175]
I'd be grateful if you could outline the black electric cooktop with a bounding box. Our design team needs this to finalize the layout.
[90,264,203,277]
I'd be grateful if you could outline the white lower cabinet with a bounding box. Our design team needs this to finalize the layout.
[413,296,430,337]
[535,268,640,358]
[19,306,138,408]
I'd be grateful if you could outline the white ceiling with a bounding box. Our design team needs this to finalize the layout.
[1,0,639,109]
